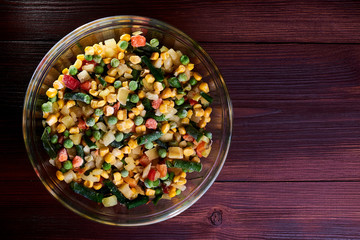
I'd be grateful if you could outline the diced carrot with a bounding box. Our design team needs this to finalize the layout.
[123,176,138,187]
[151,99,162,109]
[139,154,151,167]
[131,35,146,47]
[78,118,87,130]
[113,102,120,115]
[189,99,198,106]
[156,164,167,178]
[58,148,68,162]
[72,156,84,168]
[183,134,195,142]
[196,141,206,158]
[80,81,91,91]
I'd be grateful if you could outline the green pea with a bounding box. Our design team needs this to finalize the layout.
[85,129,92,136]
[107,116,118,126]
[177,89,185,95]
[150,38,159,47]
[144,178,153,188]
[41,102,52,113]
[93,55,102,63]
[49,96,57,103]
[100,60,106,67]
[178,73,187,82]
[155,187,162,195]
[94,109,103,116]
[60,167,67,173]
[129,81,138,91]
[93,130,101,140]
[180,55,190,65]
[134,116,144,126]
[145,141,154,150]
[63,160,73,170]
[119,40,128,50]
[205,131,212,140]
[168,77,181,88]
[94,65,104,74]
[115,132,124,142]
[176,189,181,195]
[50,134,58,144]
[84,54,93,61]
[152,179,160,187]
[177,109,187,119]
[92,124,99,131]
[130,94,139,103]
[189,77,197,86]
[63,130,69,138]
[111,58,120,68]
[86,117,95,127]
[63,139,73,149]
[175,97,185,106]
[102,162,111,171]
[121,169,129,177]
[69,65,78,76]
[114,80,121,89]
[158,148,167,158]
[160,172,169,180]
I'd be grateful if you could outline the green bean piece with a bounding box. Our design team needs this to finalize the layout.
[96,74,107,86]
[103,180,128,204]
[70,182,103,203]
[64,92,91,104]
[175,97,185,106]
[137,131,163,145]
[83,135,97,149]
[200,91,213,104]
[172,159,202,172]
[41,127,57,159]
[126,195,149,209]
[75,145,85,158]
[168,77,181,88]
[141,56,164,82]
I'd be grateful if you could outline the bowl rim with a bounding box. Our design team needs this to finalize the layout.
[23,15,233,226]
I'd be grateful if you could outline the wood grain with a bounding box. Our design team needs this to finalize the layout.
[2,181,360,239]
[1,0,360,43]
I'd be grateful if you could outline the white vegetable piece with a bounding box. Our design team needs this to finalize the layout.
[117,87,130,105]
[104,38,117,49]
[69,133,83,145]
[77,70,91,82]
[124,157,136,171]
[60,115,75,128]
[102,131,115,146]
[145,148,159,160]
[142,163,152,179]
[64,170,76,183]
[82,64,95,73]
[168,147,184,159]
[119,183,133,200]
[102,195,118,207]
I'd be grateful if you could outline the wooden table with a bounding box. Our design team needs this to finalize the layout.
[2,1,360,239]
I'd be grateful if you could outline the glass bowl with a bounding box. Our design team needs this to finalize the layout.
[22,16,232,226]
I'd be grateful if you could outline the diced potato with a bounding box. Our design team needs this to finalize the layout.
[104,38,117,49]
[168,147,183,159]
[96,122,107,132]
[105,47,116,58]
[117,87,130,105]
[82,64,95,73]
[142,78,154,91]
[103,131,115,146]
[142,163,152,179]
[102,195,118,207]
[77,70,91,82]
[159,132,173,142]
[82,105,95,117]
[124,157,135,171]
[118,183,133,200]
[60,106,70,116]
[145,148,159,160]
[61,115,75,128]
[64,170,76,183]
[69,133,83,145]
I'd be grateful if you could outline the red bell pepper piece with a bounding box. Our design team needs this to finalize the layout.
[63,75,80,90]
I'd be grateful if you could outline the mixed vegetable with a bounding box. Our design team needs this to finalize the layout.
[41,32,213,208]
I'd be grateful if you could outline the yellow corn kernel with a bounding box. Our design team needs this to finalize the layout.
[193,103,202,109]
[173,175,181,183]
[66,100,76,108]
[94,115,100,123]
[46,114,58,126]
[138,90,146,99]
[104,153,115,164]
[124,119,134,129]
[199,82,209,93]
[101,171,109,179]
[85,46,95,55]
[181,117,190,125]
[56,171,64,181]
[171,127,177,133]
[187,63,194,71]
[97,100,106,108]
[120,33,131,42]
[99,88,110,98]
[160,52,170,60]
[69,127,80,134]
[131,107,140,116]
[116,122,125,131]
[93,183,102,190]
[93,44,102,55]
[128,138,138,149]
[204,116,211,123]
[183,147,194,157]
[57,90,64,99]
[46,88,57,98]
[159,103,168,114]
[107,93,117,104]
[135,125,146,134]
[89,89,99,97]
[150,52,159,60]
[103,105,114,116]
[145,188,156,196]
[53,80,64,90]
[91,100,98,109]
[122,146,131,154]
[91,80,97,90]
[194,108,204,117]
[74,59,83,69]
[145,74,155,84]
[180,172,187,178]
[107,67,118,77]
[198,118,206,128]
[77,54,85,61]
[192,156,201,163]
[136,103,144,111]
[117,109,127,120]
[43,112,49,119]
[177,178,187,186]
[56,123,66,133]
[128,112,134,119]
[122,81,128,88]
[193,72,202,81]
[107,86,115,93]
[57,74,64,81]
[161,123,170,134]
[118,51,125,60]
[99,146,109,157]
[160,88,172,99]
[187,109,193,118]
[175,65,186,75]
[204,107,212,118]
[129,55,141,64]
[104,76,115,83]
[178,126,186,135]
[153,81,164,93]
[84,180,94,188]
[168,187,177,198]
[57,99,64,109]
[103,58,111,64]
[113,172,122,182]
[62,68,69,74]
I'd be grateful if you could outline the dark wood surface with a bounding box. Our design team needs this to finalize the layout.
[2,1,360,239]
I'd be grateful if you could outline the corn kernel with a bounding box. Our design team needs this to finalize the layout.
[192,156,200,163]
[107,93,117,104]
[144,74,155,84]
[187,109,193,119]
[153,81,164,93]
[161,88,172,99]
[194,108,204,117]
[180,172,187,178]
[83,180,93,188]
[97,100,106,108]
[198,119,206,128]
[107,86,115,93]
[43,112,49,119]
[204,107,212,118]
[173,175,181,183]
[161,123,170,134]
[120,33,131,42]
[160,52,169,60]
[193,103,202,109]
[199,82,209,93]
[150,52,159,60]
[177,178,187,185]
[175,65,186,75]
[138,90,146,99]
[131,107,140,116]
[129,55,141,64]
[183,147,194,157]
[118,51,125,60]
[103,58,111,64]
[91,80,97,90]
[69,127,80,134]
[104,153,115,164]
[178,126,186,135]
[193,72,202,81]
[53,80,64,90]
[204,116,211,123]
[104,76,115,83]
[77,54,85,61]
[145,188,156,196]
[136,103,144,111]
[46,114,58,126]
[135,125,146,134]
[74,59,83,69]
[99,146,109,157]
[122,81,128,88]
[46,88,57,98]
[122,146,131,154]
[91,100,98,109]
[187,63,194,71]
[159,103,168,114]
[124,119,134,129]
[181,117,190,125]
[93,183,102,190]
[99,88,110,98]
[94,115,100,123]
[89,89,99,97]
[56,123,66,133]
[117,109,127,120]
[56,171,64,181]
[128,138,138,149]
[57,90,64,99]
[57,99,64,109]
[85,46,95,55]
[66,100,76,108]
[103,105,114,116]
[93,44,102,55]
[107,67,118,77]
[101,171,109,179]
[62,68,69,74]
[116,121,125,131]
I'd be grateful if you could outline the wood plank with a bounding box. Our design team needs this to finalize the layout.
[2,1,360,43]
[4,41,360,181]
[2,181,360,239]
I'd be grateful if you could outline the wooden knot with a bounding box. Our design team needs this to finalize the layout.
[209,209,222,226]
